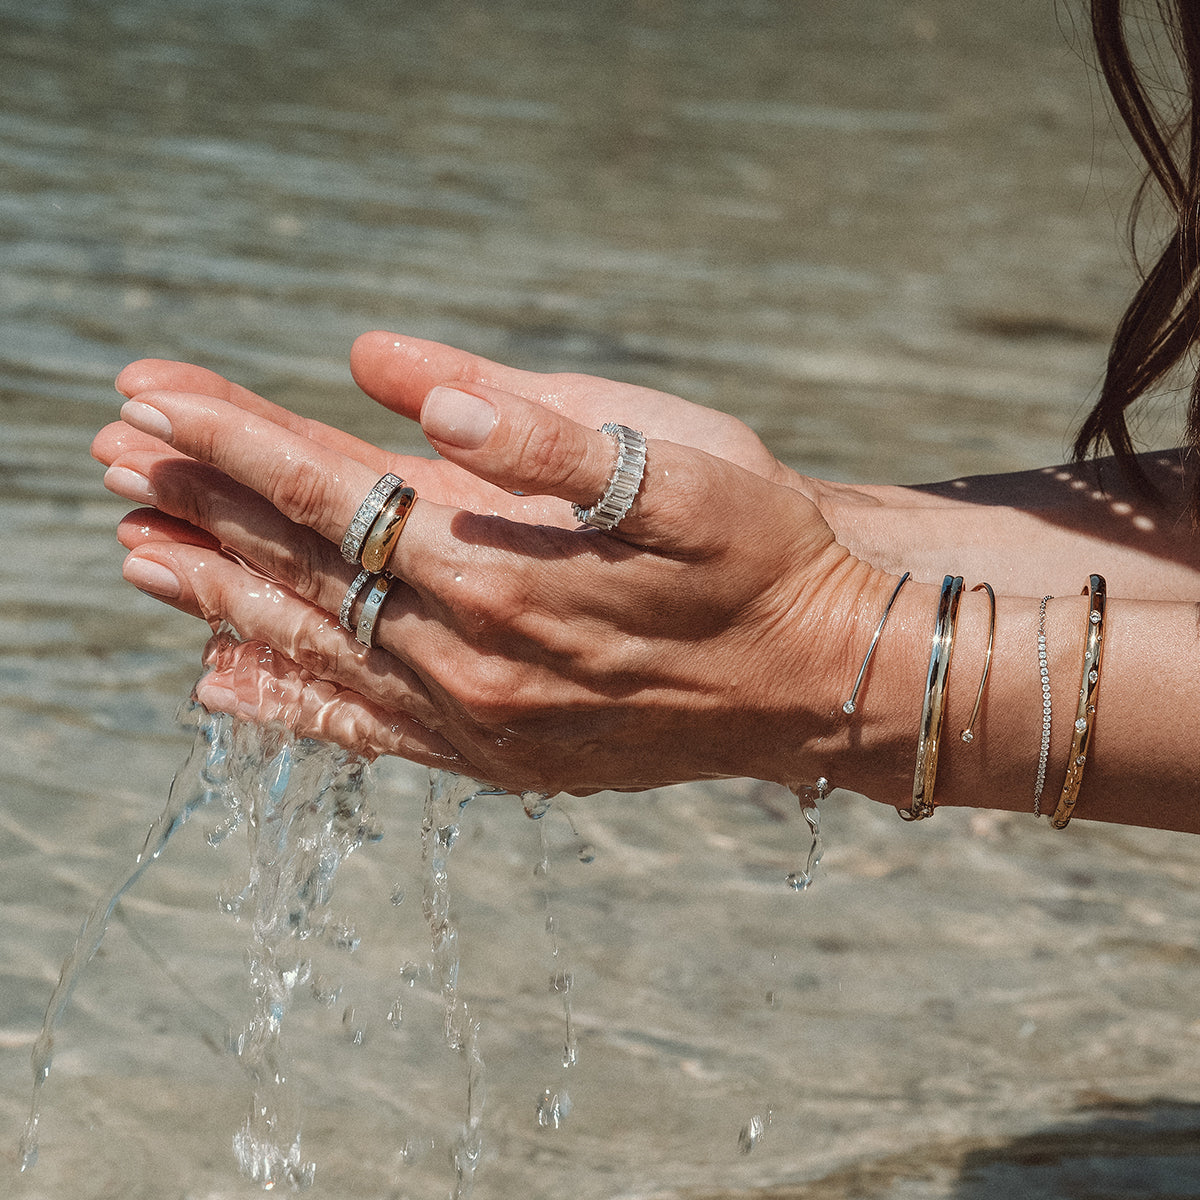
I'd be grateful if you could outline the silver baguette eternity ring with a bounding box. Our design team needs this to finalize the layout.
[572,423,647,532]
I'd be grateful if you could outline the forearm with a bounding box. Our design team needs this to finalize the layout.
[808,449,1200,599]
[795,572,1200,833]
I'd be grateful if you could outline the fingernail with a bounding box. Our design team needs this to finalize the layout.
[120,399,174,443]
[104,465,157,504]
[123,555,182,598]
[422,386,497,450]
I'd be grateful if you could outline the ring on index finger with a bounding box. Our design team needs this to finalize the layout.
[572,423,647,532]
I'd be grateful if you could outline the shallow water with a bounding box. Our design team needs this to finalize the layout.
[5,0,1200,1197]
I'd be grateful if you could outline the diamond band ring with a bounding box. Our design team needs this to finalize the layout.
[572,423,647,532]
[339,568,374,633]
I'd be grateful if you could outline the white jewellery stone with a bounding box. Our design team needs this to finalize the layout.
[341,473,405,564]
[572,423,647,532]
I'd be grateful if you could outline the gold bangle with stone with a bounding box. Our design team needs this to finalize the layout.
[360,485,417,573]
[1049,574,1106,830]
[959,582,995,745]
[899,574,964,821]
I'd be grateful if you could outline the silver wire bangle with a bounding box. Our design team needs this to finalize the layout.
[960,581,995,744]
[842,572,910,716]
[899,574,964,821]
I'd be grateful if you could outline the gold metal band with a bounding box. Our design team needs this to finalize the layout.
[1049,575,1106,830]
[900,575,964,821]
[360,485,417,573]
[959,582,995,745]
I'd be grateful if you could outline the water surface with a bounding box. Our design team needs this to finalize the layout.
[4,1,1200,1197]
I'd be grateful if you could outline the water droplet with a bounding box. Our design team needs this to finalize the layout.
[390,885,406,906]
[576,843,596,864]
[535,1088,572,1129]
[739,1113,767,1154]
[522,791,553,820]
[342,1006,365,1046]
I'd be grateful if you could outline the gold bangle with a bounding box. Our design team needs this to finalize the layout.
[1050,574,1106,830]
[899,575,963,821]
[360,485,417,573]
[959,582,995,745]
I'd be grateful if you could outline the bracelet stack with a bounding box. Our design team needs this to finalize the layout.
[840,572,1107,828]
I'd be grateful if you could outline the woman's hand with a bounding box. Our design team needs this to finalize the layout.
[93,335,874,795]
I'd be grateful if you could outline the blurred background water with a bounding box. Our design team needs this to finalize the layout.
[5,0,1200,1197]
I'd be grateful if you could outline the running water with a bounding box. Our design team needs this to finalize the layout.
[18,698,379,1189]
[786,777,828,892]
[19,682,825,1192]
[18,700,238,1174]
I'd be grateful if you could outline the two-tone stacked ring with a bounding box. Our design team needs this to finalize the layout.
[338,474,417,648]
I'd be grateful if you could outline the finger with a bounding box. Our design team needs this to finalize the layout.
[93,419,189,467]
[116,390,392,551]
[195,634,467,769]
[118,507,222,553]
[353,330,672,430]
[120,536,442,724]
[416,381,735,550]
[351,332,776,470]
[116,358,395,472]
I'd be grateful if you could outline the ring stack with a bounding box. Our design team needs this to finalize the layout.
[572,422,647,532]
[337,473,420,646]
[341,473,405,564]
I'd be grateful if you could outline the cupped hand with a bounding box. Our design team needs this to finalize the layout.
[94,337,870,794]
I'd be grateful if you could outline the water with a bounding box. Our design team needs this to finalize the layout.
[8,0,1200,1196]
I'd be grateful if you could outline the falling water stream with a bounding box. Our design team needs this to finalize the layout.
[17,679,824,1194]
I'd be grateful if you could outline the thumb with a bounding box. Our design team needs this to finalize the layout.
[421,382,674,542]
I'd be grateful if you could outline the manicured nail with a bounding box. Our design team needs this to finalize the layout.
[422,386,497,450]
[120,399,174,443]
[123,555,182,598]
[104,465,157,504]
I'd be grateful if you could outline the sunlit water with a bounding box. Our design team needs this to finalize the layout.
[8,0,1200,1197]
[17,679,822,1194]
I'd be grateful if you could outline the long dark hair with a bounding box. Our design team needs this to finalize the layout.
[1078,0,1200,506]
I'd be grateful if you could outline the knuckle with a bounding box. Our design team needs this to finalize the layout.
[265,457,333,532]
[510,418,588,492]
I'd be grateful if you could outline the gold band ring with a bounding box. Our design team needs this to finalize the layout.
[360,485,417,573]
